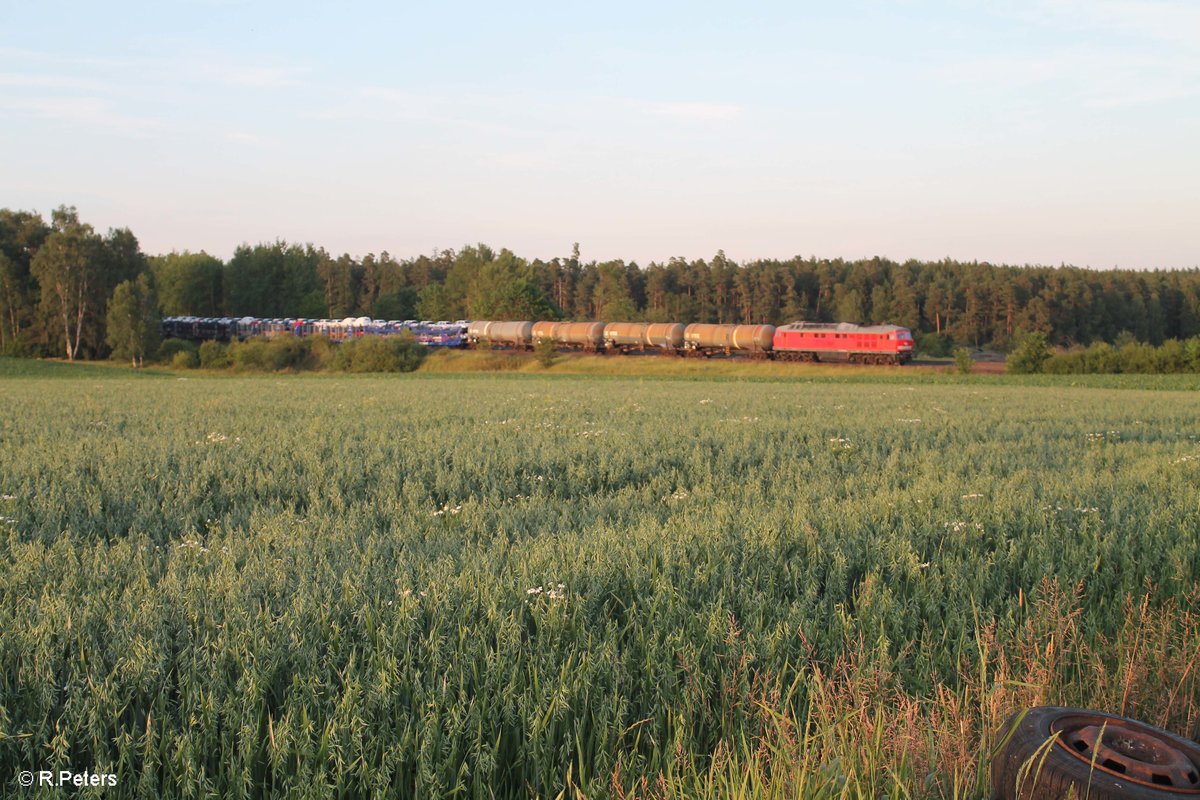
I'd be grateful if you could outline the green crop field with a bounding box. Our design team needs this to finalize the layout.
[1,360,1198,798]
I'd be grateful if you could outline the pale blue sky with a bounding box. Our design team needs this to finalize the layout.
[3,0,1197,268]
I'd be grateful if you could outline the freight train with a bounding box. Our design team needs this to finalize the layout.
[160,316,914,364]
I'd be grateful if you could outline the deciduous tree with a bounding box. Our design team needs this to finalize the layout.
[0,209,50,353]
[467,249,556,320]
[30,207,102,360]
[150,251,223,316]
[106,274,160,367]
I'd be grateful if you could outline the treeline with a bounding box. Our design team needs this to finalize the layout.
[3,206,1200,362]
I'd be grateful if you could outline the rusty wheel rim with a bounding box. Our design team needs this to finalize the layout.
[1050,714,1200,792]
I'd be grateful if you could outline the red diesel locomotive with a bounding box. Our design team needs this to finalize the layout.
[773,322,913,364]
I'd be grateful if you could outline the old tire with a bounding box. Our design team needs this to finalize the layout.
[990,707,1200,800]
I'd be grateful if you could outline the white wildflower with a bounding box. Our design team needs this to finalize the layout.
[943,521,983,532]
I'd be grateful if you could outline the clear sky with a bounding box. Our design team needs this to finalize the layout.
[3,0,1197,269]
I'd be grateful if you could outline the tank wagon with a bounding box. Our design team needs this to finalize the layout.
[773,322,913,364]
[682,324,775,357]
[467,320,534,349]
[603,322,686,354]
[531,321,558,345]
[533,321,606,351]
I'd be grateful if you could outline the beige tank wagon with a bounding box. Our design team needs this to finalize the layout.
[531,321,560,343]
[682,324,775,356]
[467,320,534,349]
[603,322,685,353]
[556,321,606,351]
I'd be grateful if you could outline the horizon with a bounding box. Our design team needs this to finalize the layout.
[4,1,1198,270]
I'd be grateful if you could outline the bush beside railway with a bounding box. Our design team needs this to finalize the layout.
[1043,337,1200,374]
[1007,331,1200,374]
[159,334,427,373]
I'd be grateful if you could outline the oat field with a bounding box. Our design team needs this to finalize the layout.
[1,361,1198,798]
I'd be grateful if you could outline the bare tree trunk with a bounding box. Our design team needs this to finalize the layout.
[59,282,73,360]
[71,280,86,361]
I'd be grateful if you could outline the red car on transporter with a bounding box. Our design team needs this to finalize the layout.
[772,321,914,364]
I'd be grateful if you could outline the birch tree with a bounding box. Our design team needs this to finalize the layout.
[30,207,101,361]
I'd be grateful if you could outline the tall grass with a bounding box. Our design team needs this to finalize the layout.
[633,585,1200,799]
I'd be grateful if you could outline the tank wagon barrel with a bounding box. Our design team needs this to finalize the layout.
[552,321,606,351]
[603,321,648,348]
[683,324,775,356]
[645,323,685,350]
[467,320,534,349]
[531,321,560,343]
[466,320,494,342]
[603,322,685,353]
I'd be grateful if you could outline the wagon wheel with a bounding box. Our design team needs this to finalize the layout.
[990,707,1200,800]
